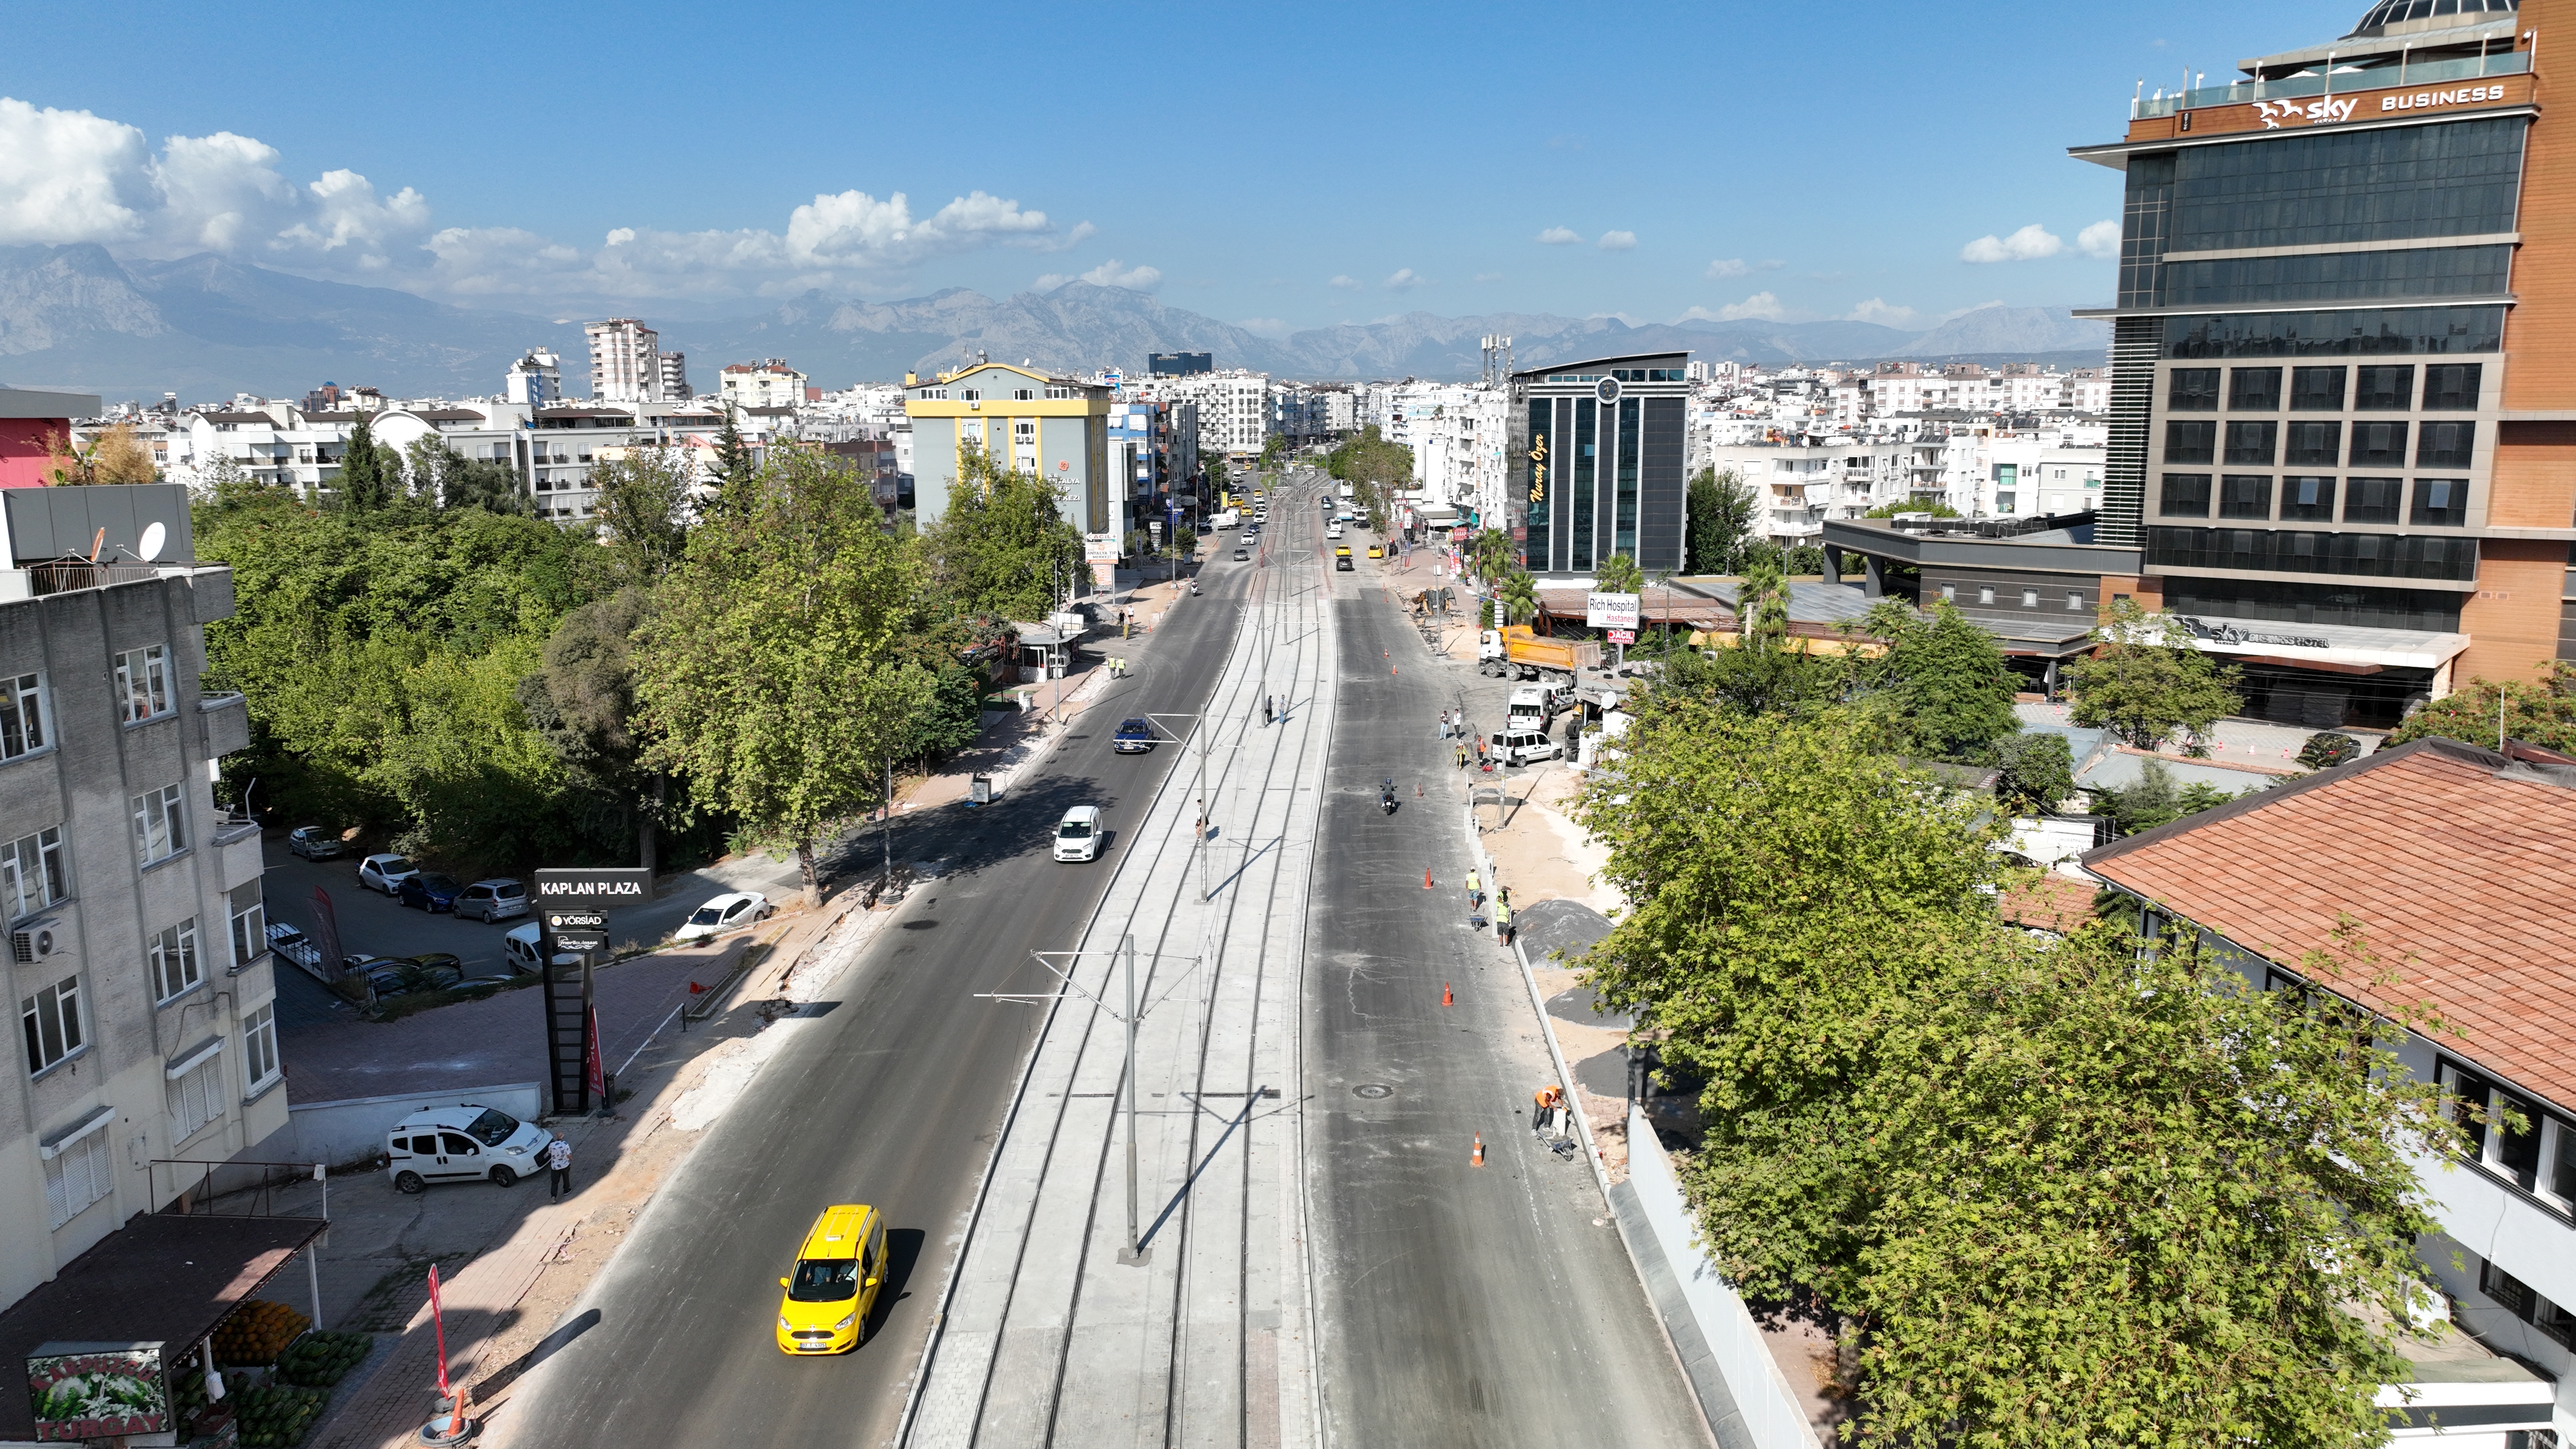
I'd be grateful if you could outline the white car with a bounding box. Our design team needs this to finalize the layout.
[286,826,344,861]
[357,853,418,895]
[674,890,771,943]
[384,1102,550,1193]
[502,923,578,976]
[1054,805,1104,862]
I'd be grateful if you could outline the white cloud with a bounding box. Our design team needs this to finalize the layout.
[1844,298,1922,328]
[1237,316,1293,340]
[1328,274,1361,289]
[1960,223,2065,263]
[1704,257,1784,280]
[1535,226,1583,245]
[1041,257,1161,292]
[0,94,1085,303]
[1683,292,1786,323]
[1383,268,1428,291]
[1596,230,1637,251]
[2077,219,2121,259]
[1472,272,1504,282]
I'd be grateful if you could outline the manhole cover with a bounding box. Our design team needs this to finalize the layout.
[1352,1084,1392,1099]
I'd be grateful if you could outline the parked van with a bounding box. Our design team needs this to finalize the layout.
[385,1102,549,1192]
[1489,729,1564,767]
[502,923,577,976]
[1054,805,1104,862]
[1505,686,1553,731]
[457,879,529,922]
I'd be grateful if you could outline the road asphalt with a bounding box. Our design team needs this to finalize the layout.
[495,538,1248,1449]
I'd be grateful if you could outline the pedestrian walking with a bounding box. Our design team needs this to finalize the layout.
[1495,897,1512,946]
[1263,694,1274,725]
[545,1135,572,1200]
[1465,867,1481,908]
[1455,744,1467,770]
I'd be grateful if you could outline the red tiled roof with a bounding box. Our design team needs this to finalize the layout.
[2083,738,2576,1110]
[1999,873,2098,934]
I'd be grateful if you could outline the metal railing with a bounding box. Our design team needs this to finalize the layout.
[2133,49,2528,119]
[152,1158,327,1217]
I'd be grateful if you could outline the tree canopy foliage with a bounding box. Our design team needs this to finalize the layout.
[1855,598,2019,761]
[1575,701,2458,1447]
[2067,599,2243,751]
[920,443,1083,621]
[2388,659,2576,754]
[1593,551,1644,596]
[633,448,932,902]
[1684,467,1758,575]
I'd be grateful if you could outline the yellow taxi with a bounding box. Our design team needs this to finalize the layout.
[1367,544,1385,560]
[775,1204,886,1354]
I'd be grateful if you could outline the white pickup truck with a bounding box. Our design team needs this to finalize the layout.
[1211,509,1240,529]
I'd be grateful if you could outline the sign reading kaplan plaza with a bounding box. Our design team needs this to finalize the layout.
[533,868,655,909]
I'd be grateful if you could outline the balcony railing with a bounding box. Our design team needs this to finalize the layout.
[2133,49,2528,119]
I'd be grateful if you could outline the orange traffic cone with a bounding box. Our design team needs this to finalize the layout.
[1423,868,1433,889]
[1442,981,1454,1007]
[1471,1134,1486,1167]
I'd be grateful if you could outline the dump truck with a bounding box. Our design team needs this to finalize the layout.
[1477,625,1601,682]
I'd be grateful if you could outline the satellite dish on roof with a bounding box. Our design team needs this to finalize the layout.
[137,521,166,562]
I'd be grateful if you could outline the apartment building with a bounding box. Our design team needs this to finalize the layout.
[902,362,1114,550]
[1510,352,1690,577]
[506,349,563,408]
[2075,0,2563,725]
[585,319,667,403]
[719,359,805,413]
[524,403,727,520]
[0,484,289,1319]
[1404,385,1510,529]
[1133,370,1269,457]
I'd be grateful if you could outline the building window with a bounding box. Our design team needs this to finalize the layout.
[43,1118,113,1228]
[2412,479,2469,528]
[2164,421,2215,464]
[3,826,66,923]
[2066,592,2086,611]
[2228,367,2282,411]
[2344,477,2404,524]
[228,883,264,971]
[21,974,83,1074]
[242,1003,279,1095]
[2281,476,2337,523]
[0,672,47,760]
[132,785,187,866]
[1940,584,1956,602]
[1977,586,1996,605]
[2355,366,2415,411]
[149,919,201,1003]
[2283,422,2341,467]
[2423,362,2482,410]
[2349,421,2409,468]
[2289,366,2346,411]
[2160,473,2213,517]
[2223,422,2277,466]
[2020,589,2040,608]
[2161,308,2502,360]
[2220,475,2274,520]
[2417,421,2476,469]
[114,644,171,724]
[2168,369,2220,411]
[168,1048,223,1141]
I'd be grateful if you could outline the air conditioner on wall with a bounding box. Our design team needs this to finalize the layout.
[10,921,65,965]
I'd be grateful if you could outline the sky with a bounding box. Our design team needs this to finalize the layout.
[0,0,2367,336]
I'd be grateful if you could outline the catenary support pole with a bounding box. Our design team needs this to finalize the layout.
[1122,932,1145,1263]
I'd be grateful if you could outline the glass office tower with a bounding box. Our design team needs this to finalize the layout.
[2075,0,2574,725]
[1508,352,1689,576]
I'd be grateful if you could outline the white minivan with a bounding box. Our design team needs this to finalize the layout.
[502,923,578,976]
[385,1102,550,1192]
[1054,805,1104,862]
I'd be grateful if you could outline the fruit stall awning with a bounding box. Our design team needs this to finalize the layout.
[0,1213,325,1439]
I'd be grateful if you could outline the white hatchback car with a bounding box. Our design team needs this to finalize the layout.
[1054,805,1104,862]
[674,890,771,943]
[357,853,418,895]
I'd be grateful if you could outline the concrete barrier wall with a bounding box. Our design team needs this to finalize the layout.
[280,1083,544,1168]
[1625,1106,1823,1449]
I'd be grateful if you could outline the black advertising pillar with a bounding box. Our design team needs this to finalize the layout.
[532,868,651,1115]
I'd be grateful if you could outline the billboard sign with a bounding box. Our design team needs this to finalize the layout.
[1084,533,1122,563]
[532,869,653,910]
[1586,592,1640,629]
[29,1342,167,1442]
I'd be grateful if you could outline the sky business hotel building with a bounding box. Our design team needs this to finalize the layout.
[2076,0,2573,725]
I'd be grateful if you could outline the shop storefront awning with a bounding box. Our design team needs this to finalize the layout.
[0,1214,326,1440]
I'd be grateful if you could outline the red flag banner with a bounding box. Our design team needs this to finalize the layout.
[428,1263,450,1397]
[585,1004,605,1103]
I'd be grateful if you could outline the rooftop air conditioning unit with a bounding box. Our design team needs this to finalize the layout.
[10,924,64,965]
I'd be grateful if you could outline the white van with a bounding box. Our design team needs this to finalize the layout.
[502,922,578,976]
[1489,729,1564,766]
[385,1102,550,1192]
[1054,805,1104,862]
[1505,685,1553,731]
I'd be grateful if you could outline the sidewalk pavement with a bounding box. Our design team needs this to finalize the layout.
[299,892,884,1449]
[2013,701,2386,765]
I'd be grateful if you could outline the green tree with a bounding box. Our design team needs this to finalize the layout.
[1858,598,2020,760]
[1593,551,1644,596]
[920,443,1084,620]
[1496,568,1539,626]
[1684,467,1758,575]
[334,412,403,512]
[589,447,693,584]
[634,449,933,904]
[404,436,527,515]
[518,588,663,868]
[711,405,756,511]
[1467,527,1515,584]
[2387,659,2576,754]
[1577,704,2456,1448]
[1864,498,1959,519]
[2089,756,2248,834]
[1989,730,2076,815]
[2066,599,2243,751]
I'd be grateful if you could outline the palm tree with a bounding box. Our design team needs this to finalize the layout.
[1594,551,1645,595]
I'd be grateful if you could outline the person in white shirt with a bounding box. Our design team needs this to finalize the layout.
[546,1136,573,1200]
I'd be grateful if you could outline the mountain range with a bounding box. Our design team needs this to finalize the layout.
[0,243,2109,401]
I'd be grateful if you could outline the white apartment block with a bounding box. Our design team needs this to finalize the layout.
[586,319,664,404]
[720,359,806,413]
[1705,439,1913,544]
[506,349,563,408]
[1396,384,1509,527]
[1131,370,1269,457]
[658,352,690,403]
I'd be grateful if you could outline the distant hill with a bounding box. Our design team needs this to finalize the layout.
[0,246,2108,398]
